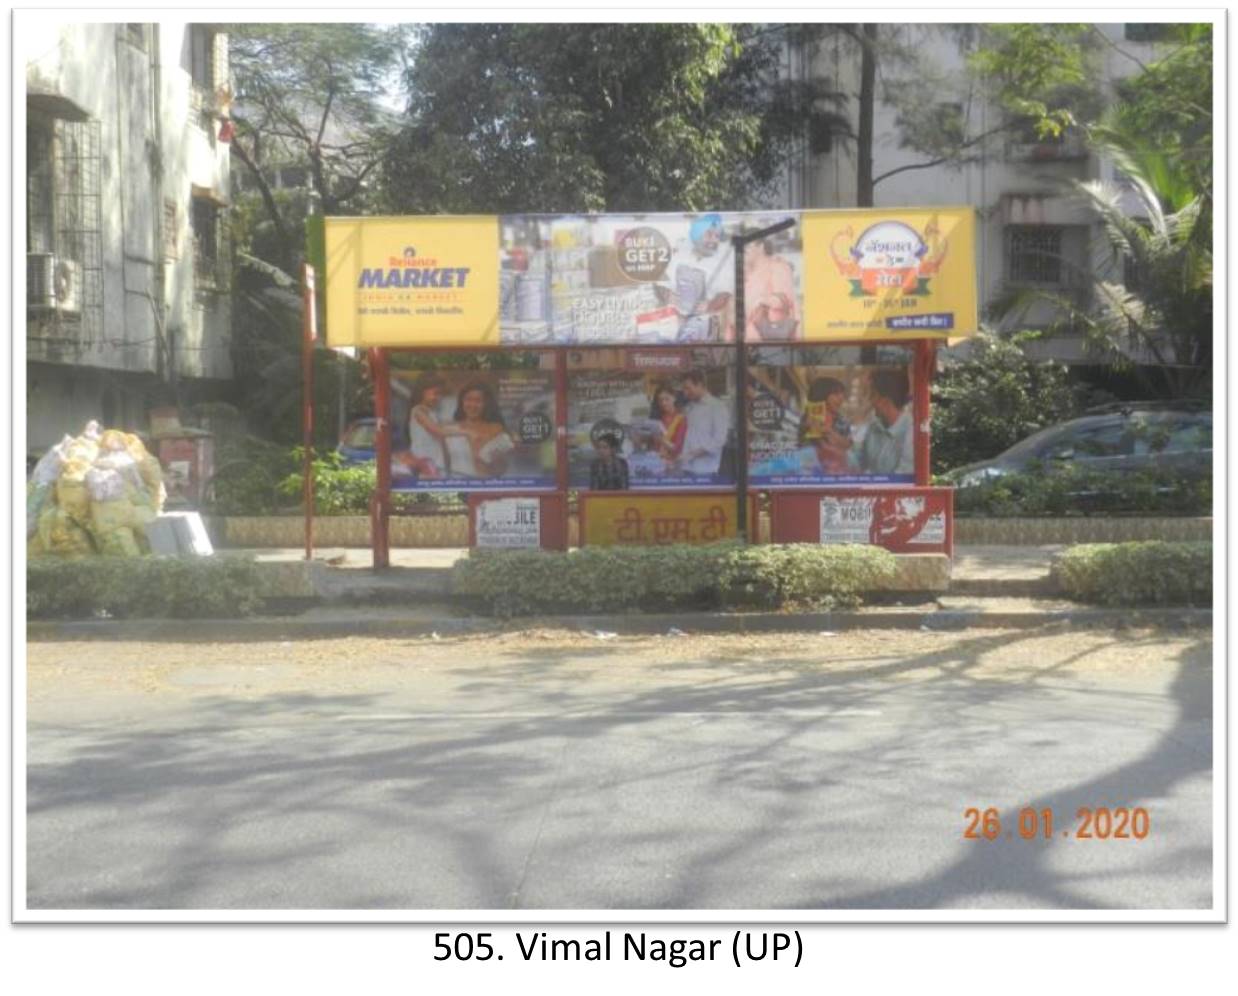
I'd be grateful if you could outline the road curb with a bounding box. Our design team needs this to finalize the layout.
[25,607,1212,642]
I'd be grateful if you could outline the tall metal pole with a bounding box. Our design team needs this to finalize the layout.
[370,347,392,570]
[731,217,797,544]
[301,263,317,561]
[733,241,748,543]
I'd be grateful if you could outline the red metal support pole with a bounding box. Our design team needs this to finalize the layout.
[554,349,570,546]
[370,347,392,569]
[913,339,935,486]
[301,263,316,561]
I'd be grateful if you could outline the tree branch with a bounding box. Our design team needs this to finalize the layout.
[873,122,1013,187]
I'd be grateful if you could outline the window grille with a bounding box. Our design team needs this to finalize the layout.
[1007,226,1063,285]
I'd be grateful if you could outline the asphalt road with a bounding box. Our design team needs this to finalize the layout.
[25,627,1213,911]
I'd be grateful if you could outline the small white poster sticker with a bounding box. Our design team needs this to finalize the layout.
[819,497,875,544]
[476,498,541,549]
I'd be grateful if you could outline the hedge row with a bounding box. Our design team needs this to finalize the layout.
[27,557,265,620]
[950,466,1211,518]
[1051,542,1212,606]
[451,542,897,617]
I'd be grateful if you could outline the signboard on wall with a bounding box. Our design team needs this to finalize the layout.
[768,488,953,554]
[475,498,542,548]
[322,208,977,347]
[390,367,557,491]
[581,494,754,547]
[820,494,947,547]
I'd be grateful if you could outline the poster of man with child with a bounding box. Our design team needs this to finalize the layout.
[746,354,917,486]
[389,368,558,490]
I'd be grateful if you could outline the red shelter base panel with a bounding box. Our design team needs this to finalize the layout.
[769,487,954,556]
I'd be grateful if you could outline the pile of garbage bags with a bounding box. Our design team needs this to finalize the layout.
[27,421,167,557]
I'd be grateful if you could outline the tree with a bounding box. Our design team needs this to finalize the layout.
[221,23,405,446]
[383,23,849,214]
[1059,129,1211,398]
[969,24,1212,399]
[227,23,406,271]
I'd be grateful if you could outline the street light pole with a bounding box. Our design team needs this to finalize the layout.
[731,218,796,543]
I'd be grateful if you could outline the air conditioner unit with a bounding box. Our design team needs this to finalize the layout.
[54,258,82,314]
[27,253,82,314]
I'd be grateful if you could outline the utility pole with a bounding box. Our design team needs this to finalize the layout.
[731,217,797,544]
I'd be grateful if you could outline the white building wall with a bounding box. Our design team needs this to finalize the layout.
[24,20,233,450]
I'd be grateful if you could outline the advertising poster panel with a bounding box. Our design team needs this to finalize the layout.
[747,346,916,486]
[389,367,557,491]
[499,212,804,346]
[819,494,947,547]
[475,497,542,548]
[324,215,501,347]
[567,352,736,489]
[801,208,976,340]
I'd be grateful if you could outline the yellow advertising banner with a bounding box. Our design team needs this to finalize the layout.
[802,208,977,340]
[324,215,501,347]
[582,494,756,547]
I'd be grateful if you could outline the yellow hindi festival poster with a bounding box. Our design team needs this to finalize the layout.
[802,208,977,340]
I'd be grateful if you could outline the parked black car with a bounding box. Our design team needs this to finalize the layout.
[945,404,1212,487]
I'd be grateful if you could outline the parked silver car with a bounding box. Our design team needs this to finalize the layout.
[946,405,1212,487]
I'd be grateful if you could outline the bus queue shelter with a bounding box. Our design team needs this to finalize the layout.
[312,207,978,567]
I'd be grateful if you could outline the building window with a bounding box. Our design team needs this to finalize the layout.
[189,25,215,91]
[27,118,55,254]
[1124,24,1176,43]
[192,196,220,288]
[1007,226,1064,286]
[163,199,179,260]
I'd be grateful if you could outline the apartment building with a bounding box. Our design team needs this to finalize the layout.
[774,23,1178,366]
[24,21,234,453]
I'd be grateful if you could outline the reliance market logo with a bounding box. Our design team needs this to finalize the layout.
[830,220,948,297]
[358,245,472,289]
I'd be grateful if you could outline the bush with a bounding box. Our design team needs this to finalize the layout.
[932,331,1100,474]
[277,452,466,515]
[1051,542,1212,606]
[949,464,1212,517]
[451,542,898,617]
[27,557,265,620]
[206,436,299,515]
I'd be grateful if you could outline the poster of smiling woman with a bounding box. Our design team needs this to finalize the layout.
[388,367,558,491]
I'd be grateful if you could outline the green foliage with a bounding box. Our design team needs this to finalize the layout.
[275,451,463,516]
[452,542,897,617]
[27,557,265,620]
[968,24,1098,138]
[205,436,299,515]
[932,331,1091,473]
[951,465,1211,518]
[1052,542,1211,606]
[384,23,849,213]
[1114,24,1212,201]
[278,450,377,515]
